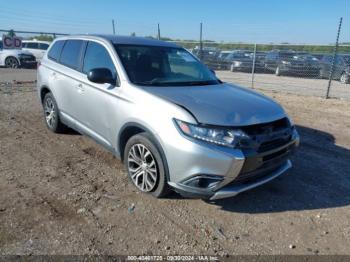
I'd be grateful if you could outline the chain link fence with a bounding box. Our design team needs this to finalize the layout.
[1,18,349,99]
[186,42,350,99]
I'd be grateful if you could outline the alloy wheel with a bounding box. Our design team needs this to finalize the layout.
[127,144,158,192]
[44,97,56,128]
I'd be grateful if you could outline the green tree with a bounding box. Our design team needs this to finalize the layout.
[7,29,16,37]
[30,34,54,42]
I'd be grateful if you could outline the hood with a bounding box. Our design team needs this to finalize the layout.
[18,50,34,56]
[142,83,286,126]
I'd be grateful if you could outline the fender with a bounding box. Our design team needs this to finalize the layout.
[118,122,170,181]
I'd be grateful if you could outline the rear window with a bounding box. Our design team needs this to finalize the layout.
[59,40,84,69]
[48,40,65,61]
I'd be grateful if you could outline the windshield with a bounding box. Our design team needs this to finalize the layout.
[115,44,220,86]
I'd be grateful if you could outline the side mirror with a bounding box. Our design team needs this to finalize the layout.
[87,68,116,85]
[210,69,216,75]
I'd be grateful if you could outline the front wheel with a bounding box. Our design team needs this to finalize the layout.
[124,133,170,198]
[340,72,349,84]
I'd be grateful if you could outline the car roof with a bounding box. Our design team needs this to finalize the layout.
[55,34,180,48]
[22,40,50,43]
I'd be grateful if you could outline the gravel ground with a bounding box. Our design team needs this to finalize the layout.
[0,69,350,256]
[217,70,350,100]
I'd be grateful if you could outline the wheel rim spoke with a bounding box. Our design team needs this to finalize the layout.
[127,143,158,192]
[44,98,55,128]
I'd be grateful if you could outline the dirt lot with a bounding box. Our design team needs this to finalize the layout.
[0,68,350,256]
[217,71,350,100]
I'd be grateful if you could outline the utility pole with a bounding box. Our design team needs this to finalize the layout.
[112,19,116,35]
[326,17,343,99]
[199,22,203,60]
[157,23,161,40]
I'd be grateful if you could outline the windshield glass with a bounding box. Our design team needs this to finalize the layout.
[114,44,219,86]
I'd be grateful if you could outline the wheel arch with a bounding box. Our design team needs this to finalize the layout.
[39,85,52,104]
[118,122,170,180]
[4,56,20,67]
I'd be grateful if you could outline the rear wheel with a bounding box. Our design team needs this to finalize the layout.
[43,92,66,133]
[340,72,349,84]
[5,56,19,68]
[124,133,170,198]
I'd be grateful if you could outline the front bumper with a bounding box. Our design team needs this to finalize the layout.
[167,127,299,200]
[19,57,37,68]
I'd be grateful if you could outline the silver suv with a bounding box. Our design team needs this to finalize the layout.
[37,35,299,200]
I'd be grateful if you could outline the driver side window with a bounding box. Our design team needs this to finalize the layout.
[83,41,117,78]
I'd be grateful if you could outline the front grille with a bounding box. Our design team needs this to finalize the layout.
[233,161,287,184]
[258,136,291,152]
[231,117,296,184]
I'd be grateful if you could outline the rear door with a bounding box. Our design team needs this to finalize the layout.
[54,39,85,123]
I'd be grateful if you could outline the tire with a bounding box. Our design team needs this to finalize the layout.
[42,92,66,133]
[340,72,349,84]
[275,66,281,76]
[5,56,19,68]
[124,132,170,198]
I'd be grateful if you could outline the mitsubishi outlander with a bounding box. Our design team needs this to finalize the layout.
[37,35,299,200]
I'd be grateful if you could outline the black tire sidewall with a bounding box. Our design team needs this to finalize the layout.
[5,57,19,68]
[124,132,169,198]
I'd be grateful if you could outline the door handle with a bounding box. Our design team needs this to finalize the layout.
[76,83,84,93]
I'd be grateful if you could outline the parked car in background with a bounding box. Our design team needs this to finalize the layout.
[264,50,320,77]
[230,51,266,72]
[37,35,299,200]
[319,54,350,84]
[0,41,37,68]
[221,50,250,70]
[22,40,51,61]
[311,53,325,61]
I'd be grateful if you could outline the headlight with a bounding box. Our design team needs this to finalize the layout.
[281,60,291,65]
[233,61,242,66]
[174,119,250,148]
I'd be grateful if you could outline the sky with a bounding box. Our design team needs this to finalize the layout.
[0,0,349,44]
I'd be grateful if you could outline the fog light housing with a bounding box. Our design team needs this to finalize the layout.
[182,175,223,189]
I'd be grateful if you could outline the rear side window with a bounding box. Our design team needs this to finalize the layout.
[48,40,65,61]
[39,43,49,50]
[82,41,116,76]
[59,40,84,70]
